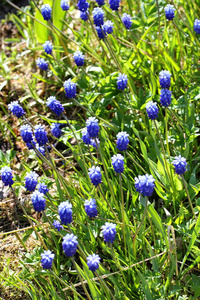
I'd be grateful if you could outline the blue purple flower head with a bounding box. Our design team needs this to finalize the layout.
[135,174,155,197]
[62,233,78,256]
[87,254,100,271]
[41,250,54,269]
[172,155,187,175]
[101,222,116,243]
[164,4,175,20]
[88,166,102,186]
[0,167,14,187]
[8,101,25,118]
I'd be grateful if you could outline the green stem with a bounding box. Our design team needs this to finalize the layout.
[98,185,119,222]
[181,175,197,220]
[165,108,170,157]
[110,244,128,286]
[94,272,115,300]
[119,174,126,257]
[133,197,148,257]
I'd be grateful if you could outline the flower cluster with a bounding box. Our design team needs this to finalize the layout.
[31,191,46,212]
[88,166,102,186]
[86,117,99,138]
[84,199,98,218]
[41,250,54,269]
[8,101,25,118]
[58,201,73,225]
[117,73,128,90]
[25,171,39,192]
[34,124,48,146]
[36,57,48,71]
[20,125,33,143]
[109,0,121,11]
[135,174,155,197]
[62,233,78,256]
[111,154,124,173]
[47,96,64,116]
[0,167,14,187]
[87,254,101,271]
[52,220,63,231]
[51,123,62,138]
[64,79,76,98]
[73,51,85,67]
[164,4,175,21]
[43,41,53,55]
[37,183,49,195]
[41,4,52,21]
[172,155,187,175]
[122,13,132,29]
[101,222,116,243]
[194,19,200,34]
[116,131,129,151]
[146,101,159,120]
[61,0,69,11]
[93,7,104,27]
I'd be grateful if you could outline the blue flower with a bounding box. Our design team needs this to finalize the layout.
[62,233,78,256]
[64,79,76,98]
[73,51,85,67]
[0,167,14,187]
[172,155,187,175]
[194,19,200,34]
[116,131,129,151]
[90,138,100,149]
[122,13,132,29]
[81,128,91,145]
[43,41,53,55]
[36,145,46,156]
[159,70,171,88]
[103,20,114,34]
[41,4,52,20]
[96,26,106,39]
[111,154,124,173]
[60,0,69,11]
[146,101,159,120]
[8,101,25,118]
[31,191,46,212]
[160,89,172,107]
[36,57,48,71]
[37,183,49,195]
[25,171,39,192]
[47,96,64,116]
[80,11,88,21]
[96,0,104,6]
[84,199,98,218]
[86,117,99,138]
[101,222,116,243]
[164,4,175,20]
[77,0,89,12]
[58,201,73,225]
[88,166,102,186]
[87,254,101,271]
[41,250,54,269]
[117,73,128,90]
[134,174,155,197]
[34,124,48,146]
[20,124,33,143]
[92,7,104,27]
[26,140,36,150]
[52,220,63,231]
[109,0,121,11]
[51,123,62,138]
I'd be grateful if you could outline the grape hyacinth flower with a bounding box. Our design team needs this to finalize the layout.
[41,4,52,20]
[58,201,73,225]
[36,146,46,156]
[81,128,91,145]
[86,117,99,138]
[96,0,104,6]
[101,222,117,243]
[34,124,48,146]
[52,220,63,231]
[164,4,175,21]
[109,0,121,11]
[146,101,159,120]
[87,254,101,271]
[116,131,129,151]
[60,0,69,11]
[64,79,76,98]
[51,123,62,138]
[80,11,88,21]
[90,138,100,149]
[25,171,39,192]
[160,89,172,107]
[36,57,48,71]
[134,174,155,197]
[0,167,14,187]
[172,155,187,175]
[73,51,85,67]
[122,13,132,29]
[88,166,102,186]
[84,199,98,218]
[117,73,128,90]
[31,191,46,212]
[43,41,53,55]
[96,26,106,39]
[41,250,54,269]
[8,101,25,118]
[194,19,200,34]
[47,96,64,116]
[92,7,104,27]
[20,124,33,143]
[111,154,124,173]
[26,140,36,150]
[103,20,114,34]
[62,233,78,256]
[37,183,49,195]
[159,70,171,89]
[77,0,89,12]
